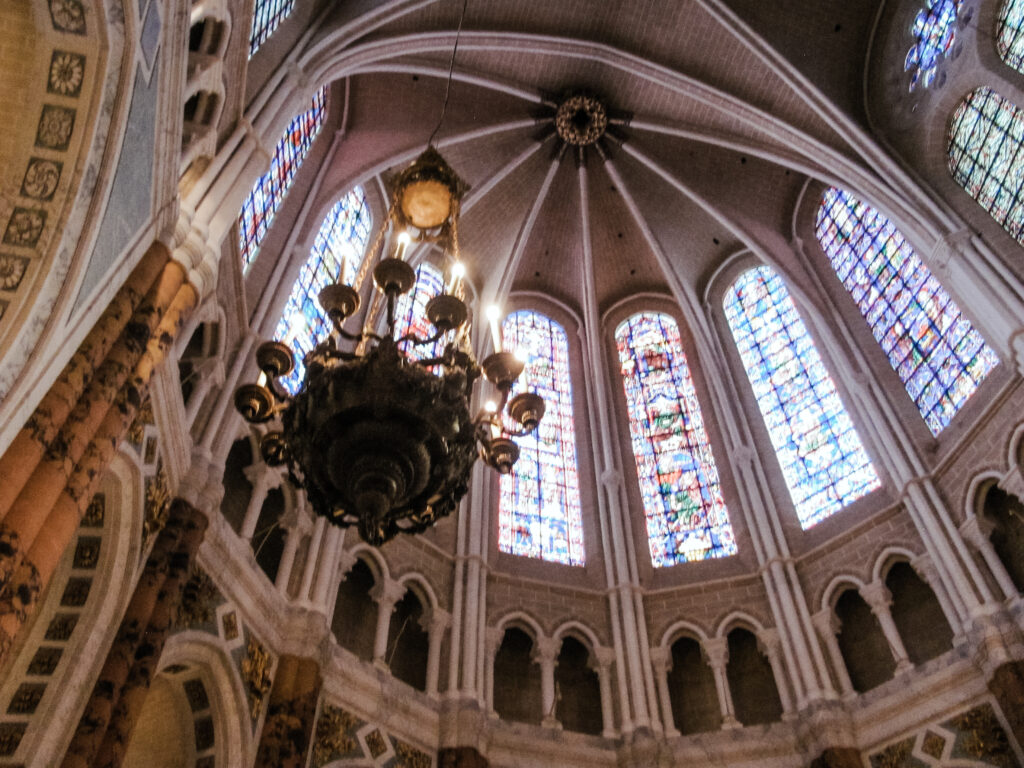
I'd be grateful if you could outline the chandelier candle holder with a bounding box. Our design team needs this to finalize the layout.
[234,148,546,546]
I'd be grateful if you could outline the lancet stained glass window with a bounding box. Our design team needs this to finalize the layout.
[615,313,736,567]
[948,87,1024,244]
[816,188,998,435]
[724,267,880,528]
[904,0,962,90]
[274,187,371,394]
[498,311,584,566]
[239,87,327,271]
[395,262,445,362]
[998,0,1024,72]
[249,0,295,56]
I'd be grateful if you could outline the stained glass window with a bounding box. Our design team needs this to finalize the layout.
[815,188,998,435]
[274,187,371,394]
[249,0,295,56]
[239,87,327,271]
[395,262,446,361]
[998,0,1024,72]
[904,0,962,90]
[615,313,736,567]
[724,267,880,528]
[948,87,1024,244]
[498,311,585,566]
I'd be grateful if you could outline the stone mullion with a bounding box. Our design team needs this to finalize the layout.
[59,508,188,768]
[92,501,209,768]
[0,244,169,517]
[0,270,198,667]
[254,655,323,768]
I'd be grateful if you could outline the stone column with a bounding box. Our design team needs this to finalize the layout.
[372,579,406,669]
[297,516,325,604]
[809,747,864,768]
[988,660,1024,746]
[240,462,280,541]
[426,609,452,697]
[703,638,739,728]
[861,582,913,673]
[254,655,323,768]
[535,636,560,728]
[0,243,169,517]
[484,626,503,714]
[649,646,678,738]
[61,499,208,768]
[759,628,795,716]
[594,646,618,739]
[275,523,302,593]
[961,515,1019,601]
[811,609,855,697]
[92,503,209,768]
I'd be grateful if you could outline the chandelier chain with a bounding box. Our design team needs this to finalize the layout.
[427,0,470,148]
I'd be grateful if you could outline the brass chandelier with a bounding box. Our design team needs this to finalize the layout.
[234,148,546,546]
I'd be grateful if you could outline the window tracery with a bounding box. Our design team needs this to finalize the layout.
[614,312,736,566]
[997,0,1024,72]
[948,87,1024,244]
[904,0,962,90]
[395,262,446,361]
[724,266,880,528]
[498,310,585,566]
[273,187,371,394]
[238,87,327,271]
[249,0,295,56]
[815,188,998,435]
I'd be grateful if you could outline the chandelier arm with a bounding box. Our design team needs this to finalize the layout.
[397,329,447,347]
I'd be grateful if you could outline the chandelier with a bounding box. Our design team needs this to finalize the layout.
[233,148,546,545]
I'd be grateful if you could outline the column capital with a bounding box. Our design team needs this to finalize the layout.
[428,609,453,635]
[703,637,729,670]
[485,626,505,655]
[648,645,671,672]
[371,578,406,611]
[593,645,616,671]
[600,469,623,492]
[860,581,893,615]
[812,608,841,637]
[533,636,561,664]
[757,627,782,659]
[960,514,995,549]
[998,466,1024,504]
[910,553,940,588]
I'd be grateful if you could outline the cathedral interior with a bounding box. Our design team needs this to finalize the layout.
[2,0,1024,766]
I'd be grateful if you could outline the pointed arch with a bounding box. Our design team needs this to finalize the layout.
[815,187,998,435]
[238,87,328,271]
[273,185,372,393]
[614,312,736,566]
[723,265,880,528]
[948,87,1024,245]
[498,310,585,566]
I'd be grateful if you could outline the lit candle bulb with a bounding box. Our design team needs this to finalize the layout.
[486,305,502,352]
[396,231,411,261]
[448,261,466,294]
[257,371,268,388]
[484,401,500,439]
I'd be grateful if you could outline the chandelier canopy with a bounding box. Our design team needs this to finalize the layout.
[234,148,546,546]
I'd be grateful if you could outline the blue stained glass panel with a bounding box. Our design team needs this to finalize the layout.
[904,0,962,91]
[498,311,585,566]
[948,87,1024,244]
[395,263,446,362]
[249,0,295,56]
[274,187,371,394]
[724,267,880,529]
[998,0,1024,73]
[615,313,736,567]
[239,87,327,271]
[815,188,998,435]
